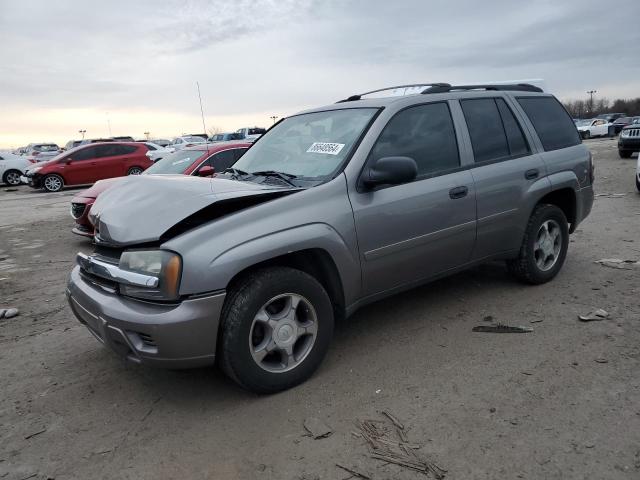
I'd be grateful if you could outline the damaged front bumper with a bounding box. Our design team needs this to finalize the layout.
[66,265,225,368]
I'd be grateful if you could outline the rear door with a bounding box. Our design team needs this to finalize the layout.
[458,96,547,260]
[348,101,477,297]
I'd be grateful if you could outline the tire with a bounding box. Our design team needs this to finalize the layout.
[127,166,144,175]
[42,174,64,192]
[2,169,22,186]
[507,204,569,285]
[582,130,591,140]
[618,150,632,159]
[219,267,334,394]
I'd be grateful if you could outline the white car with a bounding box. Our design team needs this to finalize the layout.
[236,127,267,142]
[167,135,207,152]
[576,119,612,139]
[143,142,173,162]
[0,152,32,186]
[24,143,61,162]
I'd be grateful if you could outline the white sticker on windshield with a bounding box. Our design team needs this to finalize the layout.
[306,142,345,155]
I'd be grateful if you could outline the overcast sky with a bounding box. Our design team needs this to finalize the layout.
[1,0,639,148]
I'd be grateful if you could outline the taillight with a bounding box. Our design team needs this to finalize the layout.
[32,152,40,156]
[28,159,37,164]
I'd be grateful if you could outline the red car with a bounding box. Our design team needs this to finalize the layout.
[70,142,250,237]
[22,142,152,192]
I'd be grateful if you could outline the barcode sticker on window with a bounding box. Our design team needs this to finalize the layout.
[306,142,345,155]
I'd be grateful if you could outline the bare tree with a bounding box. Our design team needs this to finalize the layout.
[207,125,222,137]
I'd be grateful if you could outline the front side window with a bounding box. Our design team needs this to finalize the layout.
[369,102,459,177]
[517,96,581,151]
[233,108,377,180]
[72,146,98,161]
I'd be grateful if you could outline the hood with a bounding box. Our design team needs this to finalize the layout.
[74,177,124,199]
[90,174,298,246]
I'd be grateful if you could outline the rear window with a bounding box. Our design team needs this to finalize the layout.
[34,144,59,152]
[517,96,581,151]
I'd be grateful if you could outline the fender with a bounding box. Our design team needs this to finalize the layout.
[202,223,360,302]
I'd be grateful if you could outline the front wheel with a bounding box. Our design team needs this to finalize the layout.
[2,169,22,186]
[619,150,632,158]
[127,166,144,175]
[43,174,64,192]
[219,267,334,393]
[582,130,591,140]
[507,204,569,285]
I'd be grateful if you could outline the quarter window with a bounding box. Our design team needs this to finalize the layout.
[516,96,581,151]
[370,102,460,177]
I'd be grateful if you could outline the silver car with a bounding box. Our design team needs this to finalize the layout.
[67,83,594,393]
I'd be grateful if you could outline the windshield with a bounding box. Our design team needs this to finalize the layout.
[144,149,204,175]
[183,136,205,143]
[614,117,631,123]
[575,119,592,127]
[232,108,377,180]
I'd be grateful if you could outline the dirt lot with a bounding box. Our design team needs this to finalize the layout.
[1,139,639,480]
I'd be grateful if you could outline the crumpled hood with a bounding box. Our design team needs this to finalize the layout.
[90,175,296,245]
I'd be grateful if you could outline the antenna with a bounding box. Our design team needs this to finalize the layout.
[196,81,208,146]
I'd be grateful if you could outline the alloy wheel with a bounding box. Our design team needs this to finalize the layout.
[5,171,21,185]
[44,175,62,192]
[534,219,562,271]
[249,293,318,373]
[128,167,143,175]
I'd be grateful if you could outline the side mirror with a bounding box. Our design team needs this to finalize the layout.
[362,156,418,188]
[198,165,214,177]
[65,158,73,164]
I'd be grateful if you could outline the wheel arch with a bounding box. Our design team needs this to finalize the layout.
[534,187,577,232]
[225,248,347,322]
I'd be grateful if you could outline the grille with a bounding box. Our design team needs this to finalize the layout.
[71,203,86,219]
[623,128,640,138]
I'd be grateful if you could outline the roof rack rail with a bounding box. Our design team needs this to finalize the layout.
[421,83,543,94]
[336,83,452,103]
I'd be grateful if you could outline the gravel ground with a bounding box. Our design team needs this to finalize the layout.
[1,138,639,480]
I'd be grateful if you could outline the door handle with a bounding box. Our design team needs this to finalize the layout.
[449,186,468,199]
[525,168,539,180]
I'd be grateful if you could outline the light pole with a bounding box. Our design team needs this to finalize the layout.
[106,112,112,136]
[586,90,597,113]
[270,115,278,125]
[144,131,150,140]
[78,129,86,139]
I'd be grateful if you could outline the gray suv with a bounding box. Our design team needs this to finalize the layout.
[66,83,594,393]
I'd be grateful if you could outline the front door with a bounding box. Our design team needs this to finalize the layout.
[62,145,100,185]
[348,102,477,297]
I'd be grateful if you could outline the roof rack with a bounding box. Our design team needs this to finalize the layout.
[336,83,452,103]
[421,83,543,94]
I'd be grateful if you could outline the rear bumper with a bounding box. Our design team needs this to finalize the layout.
[572,184,594,232]
[66,265,225,368]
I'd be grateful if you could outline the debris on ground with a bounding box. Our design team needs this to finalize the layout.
[595,193,626,198]
[1,307,19,319]
[578,309,610,322]
[335,463,371,479]
[595,358,609,364]
[356,412,446,478]
[303,417,333,439]
[595,258,640,270]
[472,324,533,333]
[24,427,47,440]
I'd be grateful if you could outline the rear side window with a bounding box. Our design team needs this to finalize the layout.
[495,99,529,157]
[517,96,580,151]
[370,102,460,177]
[115,145,137,155]
[461,99,510,162]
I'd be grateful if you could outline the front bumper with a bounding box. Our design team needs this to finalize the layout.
[618,137,640,152]
[66,265,225,368]
[21,173,43,188]
[70,197,95,237]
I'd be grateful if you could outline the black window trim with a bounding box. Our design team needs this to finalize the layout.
[459,97,532,168]
[357,100,463,192]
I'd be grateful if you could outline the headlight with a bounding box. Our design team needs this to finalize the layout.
[621,130,630,137]
[29,167,42,174]
[119,250,182,301]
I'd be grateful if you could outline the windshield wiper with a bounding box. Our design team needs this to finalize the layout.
[222,167,251,179]
[250,170,298,186]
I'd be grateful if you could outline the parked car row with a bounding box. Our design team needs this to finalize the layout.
[71,142,250,236]
[573,115,640,139]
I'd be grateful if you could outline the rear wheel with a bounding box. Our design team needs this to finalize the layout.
[219,267,334,394]
[2,169,22,186]
[618,150,632,158]
[507,204,569,285]
[43,174,64,192]
[127,166,144,175]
